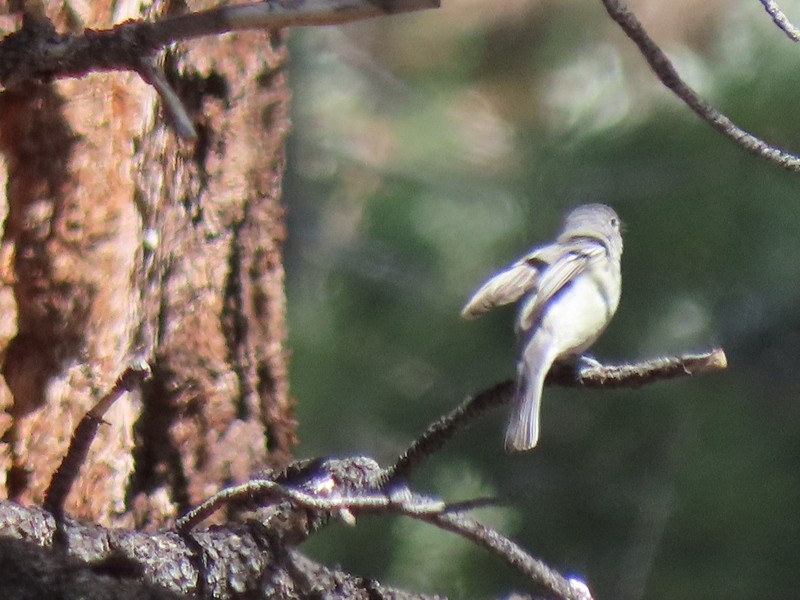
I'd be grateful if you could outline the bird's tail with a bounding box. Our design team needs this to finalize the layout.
[504,338,553,452]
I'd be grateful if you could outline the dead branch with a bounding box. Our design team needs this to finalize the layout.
[548,347,727,388]
[176,456,394,534]
[0,0,438,86]
[600,0,800,172]
[425,511,588,600]
[43,362,151,516]
[147,0,440,44]
[173,456,585,600]
[0,0,438,138]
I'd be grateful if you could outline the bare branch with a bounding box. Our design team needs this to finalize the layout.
[0,0,439,86]
[0,0,438,138]
[176,456,387,532]
[383,347,727,484]
[148,0,440,46]
[548,347,728,388]
[759,0,800,42]
[43,360,151,516]
[600,0,800,173]
[423,511,588,600]
[383,380,512,485]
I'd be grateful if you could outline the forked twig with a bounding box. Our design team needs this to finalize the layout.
[176,348,725,596]
[47,350,720,596]
[175,476,444,531]
[176,459,586,600]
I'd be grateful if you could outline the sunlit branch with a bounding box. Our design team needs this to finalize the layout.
[759,0,800,42]
[600,0,800,173]
[175,477,444,531]
[548,347,727,388]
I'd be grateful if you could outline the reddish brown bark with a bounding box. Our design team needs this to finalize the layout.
[0,1,293,528]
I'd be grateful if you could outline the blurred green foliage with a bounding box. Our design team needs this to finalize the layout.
[282,1,800,597]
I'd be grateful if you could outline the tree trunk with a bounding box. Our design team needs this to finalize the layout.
[0,0,294,529]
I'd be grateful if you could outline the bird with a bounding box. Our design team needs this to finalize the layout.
[461,204,623,451]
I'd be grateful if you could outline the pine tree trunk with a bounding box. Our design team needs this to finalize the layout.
[0,0,294,528]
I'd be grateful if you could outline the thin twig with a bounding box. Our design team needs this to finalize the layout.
[382,381,513,486]
[600,0,800,173]
[759,0,800,42]
[422,511,586,600]
[136,60,196,140]
[43,360,151,515]
[382,347,727,484]
[176,479,279,530]
[441,495,512,513]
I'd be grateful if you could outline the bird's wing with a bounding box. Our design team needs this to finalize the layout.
[461,245,558,319]
[517,239,606,330]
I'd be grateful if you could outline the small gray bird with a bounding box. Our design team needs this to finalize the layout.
[462,204,623,452]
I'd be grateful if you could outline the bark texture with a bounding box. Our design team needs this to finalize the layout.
[0,0,294,529]
[0,500,435,600]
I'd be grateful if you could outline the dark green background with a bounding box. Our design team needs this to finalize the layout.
[282,2,800,597]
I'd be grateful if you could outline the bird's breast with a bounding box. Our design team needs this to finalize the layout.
[532,269,619,358]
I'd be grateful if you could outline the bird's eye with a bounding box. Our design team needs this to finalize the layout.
[610,217,619,228]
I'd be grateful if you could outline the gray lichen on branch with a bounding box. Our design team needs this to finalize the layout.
[759,0,800,42]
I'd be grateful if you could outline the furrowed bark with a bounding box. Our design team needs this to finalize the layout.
[0,1,293,528]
